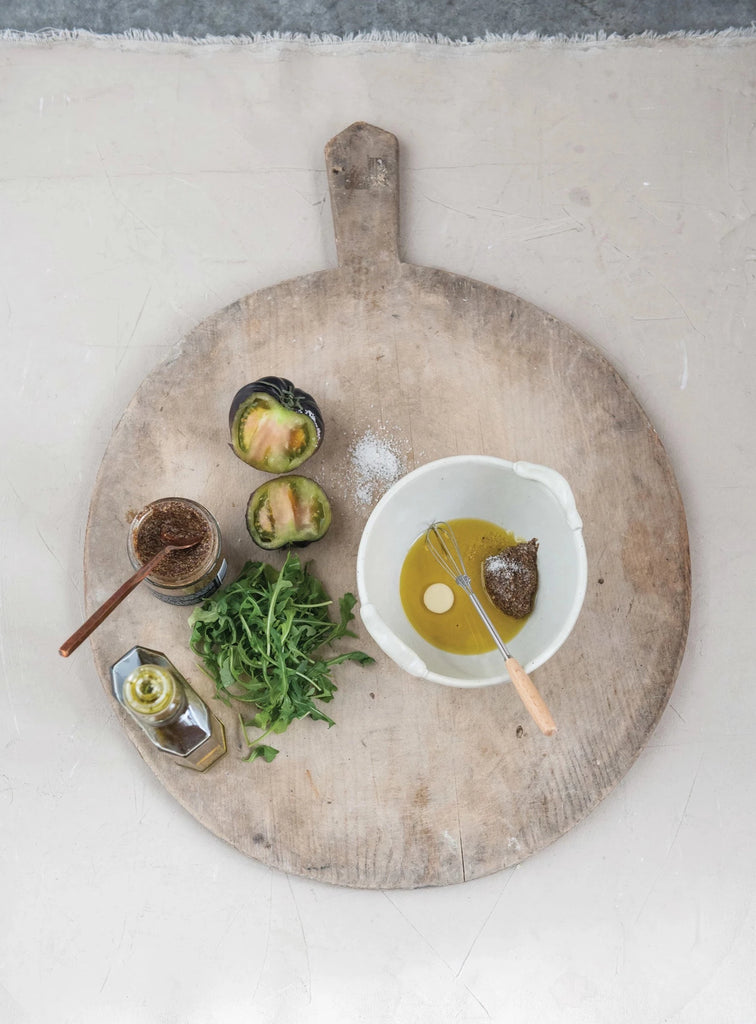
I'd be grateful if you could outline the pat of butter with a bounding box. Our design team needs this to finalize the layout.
[423,582,454,614]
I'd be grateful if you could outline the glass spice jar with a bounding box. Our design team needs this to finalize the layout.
[127,497,227,606]
[110,645,226,771]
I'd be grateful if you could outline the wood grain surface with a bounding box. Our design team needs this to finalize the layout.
[83,123,690,888]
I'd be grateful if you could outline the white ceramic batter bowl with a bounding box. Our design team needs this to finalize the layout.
[356,455,587,687]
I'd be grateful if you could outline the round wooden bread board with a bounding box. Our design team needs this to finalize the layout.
[84,123,690,889]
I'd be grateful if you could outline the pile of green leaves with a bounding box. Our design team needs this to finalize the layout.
[188,553,373,763]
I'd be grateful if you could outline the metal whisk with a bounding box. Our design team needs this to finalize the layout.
[425,521,557,737]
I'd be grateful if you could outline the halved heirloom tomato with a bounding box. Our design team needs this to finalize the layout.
[246,476,332,549]
[229,377,324,473]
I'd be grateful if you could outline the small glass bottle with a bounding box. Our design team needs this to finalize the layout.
[110,646,226,771]
[127,497,227,606]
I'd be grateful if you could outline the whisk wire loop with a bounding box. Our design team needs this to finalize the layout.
[424,521,468,586]
[426,521,513,658]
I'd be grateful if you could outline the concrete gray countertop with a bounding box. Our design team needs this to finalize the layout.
[3,0,756,37]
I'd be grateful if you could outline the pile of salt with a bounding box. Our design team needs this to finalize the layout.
[348,429,404,507]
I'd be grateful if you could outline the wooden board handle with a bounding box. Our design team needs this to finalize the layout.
[325,122,400,267]
[505,657,558,737]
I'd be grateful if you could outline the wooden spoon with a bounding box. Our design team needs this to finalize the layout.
[58,529,203,657]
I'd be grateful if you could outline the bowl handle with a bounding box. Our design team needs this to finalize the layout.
[359,604,428,678]
[514,461,583,531]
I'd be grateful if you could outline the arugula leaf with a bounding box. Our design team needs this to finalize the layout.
[243,743,279,764]
[188,552,374,763]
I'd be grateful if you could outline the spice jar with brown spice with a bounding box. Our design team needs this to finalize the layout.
[127,497,227,605]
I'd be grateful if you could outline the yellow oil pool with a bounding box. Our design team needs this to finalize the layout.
[399,517,528,656]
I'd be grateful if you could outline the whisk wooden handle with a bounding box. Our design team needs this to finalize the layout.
[505,657,557,736]
[425,522,557,736]
[465,585,558,736]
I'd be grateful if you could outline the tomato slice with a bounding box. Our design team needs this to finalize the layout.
[247,477,332,550]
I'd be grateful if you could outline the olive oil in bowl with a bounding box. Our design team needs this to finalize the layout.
[399,518,528,655]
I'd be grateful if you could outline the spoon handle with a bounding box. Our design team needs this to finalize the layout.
[58,546,174,658]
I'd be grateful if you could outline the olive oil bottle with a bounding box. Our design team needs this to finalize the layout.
[110,646,226,771]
